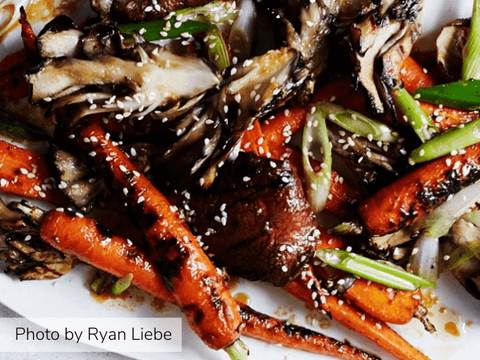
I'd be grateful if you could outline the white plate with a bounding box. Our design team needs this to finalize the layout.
[0,1,479,359]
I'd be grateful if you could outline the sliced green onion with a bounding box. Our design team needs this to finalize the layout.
[412,80,480,110]
[117,1,238,41]
[409,117,480,164]
[90,277,104,293]
[394,87,439,142]
[462,0,480,80]
[316,249,436,291]
[111,273,134,295]
[443,240,480,271]
[225,339,249,360]
[302,104,332,213]
[204,26,230,70]
[117,19,213,42]
[116,2,237,69]
[318,103,398,142]
[176,1,239,24]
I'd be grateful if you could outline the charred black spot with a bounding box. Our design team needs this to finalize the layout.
[155,257,178,292]
[154,237,184,291]
[131,204,158,230]
[182,305,206,325]
[282,322,314,339]
[96,222,113,238]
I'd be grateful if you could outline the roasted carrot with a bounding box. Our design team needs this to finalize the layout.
[313,228,423,325]
[399,56,438,93]
[77,122,242,351]
[418,101,480,131]
[283,269,431,360]
[256,76,354,153]
[0,140,68,205]
[358,142,480,236]
[286,149,362,216]
[241,119,270,157]
[237,302,380,360]
[39,209,176,303]
[40,209,381,360]
[398,56,479,131]
[240,102,362,216]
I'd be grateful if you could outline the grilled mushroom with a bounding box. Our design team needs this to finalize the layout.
[346,0,425,116]
[436,19,470,82]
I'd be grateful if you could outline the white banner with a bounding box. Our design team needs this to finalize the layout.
[0,317,182,353]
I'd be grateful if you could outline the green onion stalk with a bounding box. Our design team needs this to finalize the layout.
[318,102,399,143]
[462,0,480,80]
[409,117,480,164]
[317,249,436,291]
[225,339,249,360]
[413,79,480,110]
[394,87,439,143]
[117,1,238,70]
[302,104,333,214]
[111,273,134,295]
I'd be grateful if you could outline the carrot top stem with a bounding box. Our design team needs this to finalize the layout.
[224,339,249,360]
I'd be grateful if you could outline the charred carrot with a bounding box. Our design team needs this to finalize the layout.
[39,209,176,303]
[237,302,380,360]
[257,76,355,152]
[313,229,423,325]
[358,142,480,236]
[77,122,242,351]
[0,141,68,205]
[399,56,438,93]
[287,149,361,216]
[398,56,479,131]
[241,120,270,157]
[240,112,362,216]
[40,209,380,360]
[419,101,480,131]
[283,269,431,360]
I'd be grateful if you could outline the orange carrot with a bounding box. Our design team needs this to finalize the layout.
[358,142,480,236]
[239,102,363,216]
[286,149,362,216]
[0,141,68,205]
[39,210,176,303]
[40,209,381,360]
[257,76,355,152]
[398,56,479,131]
[241,120,270,157]
[283,269,431,360]
[399,56,437,93]
[77,122,242,350]
[237,302,380,360]
[314,229,423,325]
[419,101,480,131]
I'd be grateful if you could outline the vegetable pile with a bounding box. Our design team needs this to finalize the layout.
[1,0,480,359]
